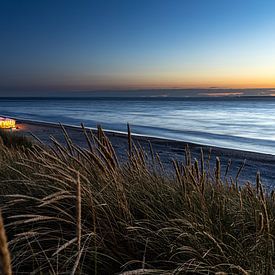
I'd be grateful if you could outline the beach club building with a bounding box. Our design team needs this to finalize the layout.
[0,117,16,129]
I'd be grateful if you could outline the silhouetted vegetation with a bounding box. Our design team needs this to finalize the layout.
[0,129,32,149]
[0,126,274,274]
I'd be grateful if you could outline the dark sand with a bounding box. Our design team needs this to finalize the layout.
[12,119,275,190]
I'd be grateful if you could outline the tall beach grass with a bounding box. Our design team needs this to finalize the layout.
[0,125,274,274]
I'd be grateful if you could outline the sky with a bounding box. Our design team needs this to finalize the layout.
[0,0,275,96]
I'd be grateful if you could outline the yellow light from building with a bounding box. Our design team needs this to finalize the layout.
[0,118,16,129]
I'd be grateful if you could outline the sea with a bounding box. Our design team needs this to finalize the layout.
[1,96,275,155]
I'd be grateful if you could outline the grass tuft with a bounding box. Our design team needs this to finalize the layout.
[0,129,32,149]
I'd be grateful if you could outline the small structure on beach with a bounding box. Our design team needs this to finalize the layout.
[0,117,16,129]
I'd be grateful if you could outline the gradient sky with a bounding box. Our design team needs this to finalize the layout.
[1,0,275,95]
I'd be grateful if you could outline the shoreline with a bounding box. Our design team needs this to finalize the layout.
[5,117,275,189]
[12,117,275,160]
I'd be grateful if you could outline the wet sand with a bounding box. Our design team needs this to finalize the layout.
[12,118,275,190]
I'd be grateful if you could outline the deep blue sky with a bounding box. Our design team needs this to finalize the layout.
[0,0,275,95]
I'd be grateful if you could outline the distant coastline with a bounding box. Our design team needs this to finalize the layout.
[0,87,275,98]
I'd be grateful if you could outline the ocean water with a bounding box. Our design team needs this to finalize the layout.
[1,97,275,155]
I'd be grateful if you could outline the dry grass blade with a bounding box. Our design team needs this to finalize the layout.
[76,171,81,257]
[52,237,77,257]
[0,211,12,275]
[200,148,204,176]
[119,269,164,274]
[59,123,74,155]
[235,159,246,183]
[224,159,231,177]
[215,157,221,183]
[127,123,132,157]
[80,123,94,153]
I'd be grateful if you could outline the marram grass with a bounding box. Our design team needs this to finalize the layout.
[0,126,274,274]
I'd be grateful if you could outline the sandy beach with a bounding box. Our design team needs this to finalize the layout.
[9,118,275,190]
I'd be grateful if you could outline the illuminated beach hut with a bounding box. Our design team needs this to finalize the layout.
[0,117,16,129]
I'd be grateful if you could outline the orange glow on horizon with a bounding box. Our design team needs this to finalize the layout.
[69,70,275,90]
[6,70,275,91]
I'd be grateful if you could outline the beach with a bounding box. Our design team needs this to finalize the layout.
[14,118,275,190]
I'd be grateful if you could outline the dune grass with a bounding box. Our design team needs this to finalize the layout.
[0,125,274,274]
[0,129,32,149]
